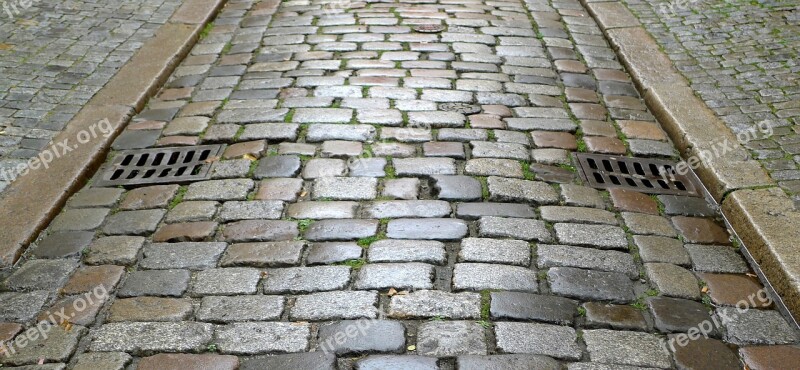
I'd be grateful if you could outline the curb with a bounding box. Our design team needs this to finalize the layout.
[580,0,800,318]
[0,0,228,267]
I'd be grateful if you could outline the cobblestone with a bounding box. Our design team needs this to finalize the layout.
[7,0,794,365]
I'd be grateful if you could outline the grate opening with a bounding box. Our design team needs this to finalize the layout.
[93,145,225,188]
[575,153,702,196]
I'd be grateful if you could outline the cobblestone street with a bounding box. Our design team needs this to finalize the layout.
[0,0,182,193]
[624,0,800,200]
[0,0,799,369]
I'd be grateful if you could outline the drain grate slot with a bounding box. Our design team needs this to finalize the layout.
[93,145,225,188]
[575,153,701,196]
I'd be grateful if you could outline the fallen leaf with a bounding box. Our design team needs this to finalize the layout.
[260,271,268,278]
[701,286,709,293]
[407,345,416,351]
[746,273,757,278]
[387,287,398,296]
[299,190,308,197]
[243,153,257,161]
[60,321,73,331]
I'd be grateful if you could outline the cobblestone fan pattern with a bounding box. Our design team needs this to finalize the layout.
[623,0,800,199]
[0,0,182,192]
[2,0,799,368]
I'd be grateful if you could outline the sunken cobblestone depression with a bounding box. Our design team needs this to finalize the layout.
[1,0,798,369]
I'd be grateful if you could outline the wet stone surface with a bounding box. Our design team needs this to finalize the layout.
[2,0,797,366]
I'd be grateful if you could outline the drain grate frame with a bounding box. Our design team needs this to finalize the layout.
[93,145,225,188]
[574,153,702,197]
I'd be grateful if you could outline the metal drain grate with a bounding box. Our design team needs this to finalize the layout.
[93,145,225,187]
[439,103,482,115]
[575,153,702,196]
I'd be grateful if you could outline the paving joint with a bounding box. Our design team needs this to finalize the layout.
[0,0,229,267]
[581,0,800,318]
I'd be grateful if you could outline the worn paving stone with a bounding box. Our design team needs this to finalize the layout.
[140,242,226,270]
[317,320,405,355]
[215,322,310,354]
[90,322,214,354]
[457,354,560,370]
[286,201,358,220]
[717,308,799,345]
[102,210,165,236]
[684,244,748,273]
[0,291,49,322]
[307,242,364,265]
[431,175,482,201]
[313,177,378,200]
[670,337,741,370]
[386,218,468,240]
[107,297,193,322]
[698,273,770,308]
[354,263,434,290]
[0,325,86,366]
[290,291,378,321]
[50,208,110,232]
[490,291,577,325]
[648,296,717,335]
[192,268,261,296]
[3,259,77,291]
[62,265,124,294]
[389,290,481,319]
[453,263,538,292]
[478,216,552,242]
[32,231,95,258]
[539,206,617,225]
[184,179,254,201]
[219,200,284,221]
[304,219,379,241]
[456,203,536,219]
[494,322,581,360]
[537,244,638,278]
[553,223,628,249]
[223,220,299,242]
[583,302,649,331]
[487,176,559,204]
[71,352,132,370]
[239,352,336,370]
[364,200,451,218]
[459,238,531,266]
[219,241,305,268]
[645,263,700,300]
[196,295,284,323]
[582,329,672,368]
[368,239,446,265]
[263,266,352,294]
[634,235,691,266]
[739,345,800,370]
[393,157,457,176]
[547,267,635,303]
[417,321,488,356]
[137,353,238,370]
[118,269,190,297]
[354,355,438,370]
